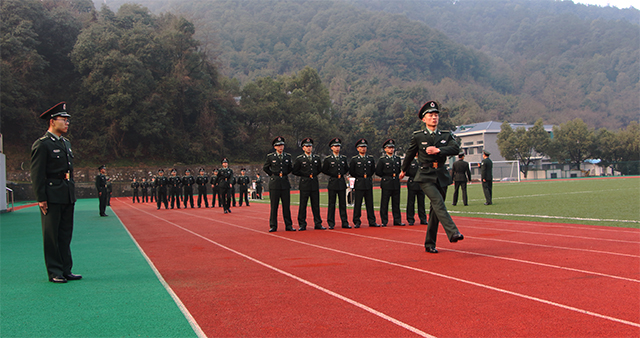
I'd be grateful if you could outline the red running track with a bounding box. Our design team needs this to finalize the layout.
[110,197,640,337]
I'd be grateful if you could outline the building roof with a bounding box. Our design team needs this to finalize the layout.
[453,121,553,137]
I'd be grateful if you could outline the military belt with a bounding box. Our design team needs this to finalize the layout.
[421,161,443,170]
[47,172,72,180]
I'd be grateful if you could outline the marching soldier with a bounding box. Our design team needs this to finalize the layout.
[30,101,82,283]
[141,177,149,203]
[150,177,156,203]
[168,169,182,209]
[263,136,295,232]
[196,168,209,208]
[155,169,169,209]
[400,100,464,253]
[349,138,380,228]
[322,137,351,229]
[131,177,140,203]
[481,150,493,205]
[211,168,220,207]
[254,173,263,199]
[182,169,195,208]
[237,168,251,206]
[95,165,108,217]
[292,138,325,230]
[376,139,405,226]
[406,155,427,225]
[217,159,234,213]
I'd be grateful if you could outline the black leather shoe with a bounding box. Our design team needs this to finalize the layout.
[342,225,352,229]
[354,224,361,228]
[64,273,82,280]
[100,214,108,217]
[425,247,439,254]
[381,224,387,227]
[452,204,456,206]
[224,210,228,214]
[328,226,334,229]
[285,228,297,231]
[408,222,414,226]
[450,233,464,243]
[299,227,307,231]
[369,224,381,227]
[268,228,277,232]
[394,223,406,226]
[484,202,492,205]
[314,226,327,230]
[49,276,67,283]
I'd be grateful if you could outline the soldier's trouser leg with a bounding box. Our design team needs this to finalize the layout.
[452,181,461,205]
[99,193,107,215]
[310,189,322,227]
[298,190,310,227]
[379,189,391,225]
[407,188,416,223]
[352,189,364,226]
[364,189,377,225]
[327,189,337,228]
[483,181,492,204]
[416,190,427,223]
[460,182,468,205]
[41,203,75,279]
[337,189,348,226]
[421,182,459,248]
[269,189,291,229]
[391,189,401,224]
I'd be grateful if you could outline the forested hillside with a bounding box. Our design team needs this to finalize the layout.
[2,0,638,166]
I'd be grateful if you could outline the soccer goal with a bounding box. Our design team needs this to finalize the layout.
[492,160,521,182]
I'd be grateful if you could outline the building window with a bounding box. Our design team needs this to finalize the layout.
[468,148,475,155]
[477,140,483,145]
[463,141,474,146]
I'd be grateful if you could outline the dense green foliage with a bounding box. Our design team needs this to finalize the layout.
[2,0,638,167]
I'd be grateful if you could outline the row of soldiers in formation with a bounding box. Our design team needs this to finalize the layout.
[131,161,263,214]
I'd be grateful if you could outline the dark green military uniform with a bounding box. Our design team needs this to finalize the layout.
[292,138,324,230]
[263,136,294,232]
[255,174,263,199]
[402,100,463,252]
[131,179,140,203]
[168,170,182,209]
[155,171,169,209]
[481,150,493,205]
[141,178,149,202]
[211,169,220,207]
[30,102,80,282]
[406,157,427,225]
[376,139,404,226]
[218,160,234,213]
[150,177,157,203]
[95,166,108,216]
[452,155,472,206]
[322,138,350,229]
[196,169,209,208]
[182,170,195,208]
[349,138,379,228]
[237,170,251,206]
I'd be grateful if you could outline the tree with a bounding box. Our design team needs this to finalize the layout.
[547,118,595,169]
[497,119,550,178]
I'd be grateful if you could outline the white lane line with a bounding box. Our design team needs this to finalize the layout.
[135,207,436,338]
[113,203,207,338]
[176,212,640,329]
[449,210,640,224]
[452,217,640,234]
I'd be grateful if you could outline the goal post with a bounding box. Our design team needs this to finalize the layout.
[491,160,521,182]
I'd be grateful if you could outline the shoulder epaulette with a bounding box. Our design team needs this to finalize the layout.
[413,130,424,135]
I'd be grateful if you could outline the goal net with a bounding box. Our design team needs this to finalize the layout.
[491,160,521,182]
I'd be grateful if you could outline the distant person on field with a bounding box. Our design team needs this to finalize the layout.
[480,150,493,205]
[96,165,108,216]
[452,154,472,206]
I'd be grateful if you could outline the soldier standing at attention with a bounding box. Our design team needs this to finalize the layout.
[400,100,464,253]
[141,177,149,203]
[237,168,251,206]
[150,177,156,203]
[182,169,195,208]
[131,177,140,203]
[406,155,428,225]
[263,136,295,232]
[168,169,182,209]
[155,170,169,209]
[292,138,325,231]
[254,173,263,199]
[452,154,472,206]
[211,168,220,207]
[376,139,405,226]
[322,137,351,229]
[30,102,82,283]
[95,165,108,217]
[196,168,209,208]
[480,150,493,205]
[348,138,380,228]
[217,159,234,213]
[230,175,237,207]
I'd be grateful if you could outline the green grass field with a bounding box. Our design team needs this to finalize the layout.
[256,177,640,228]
